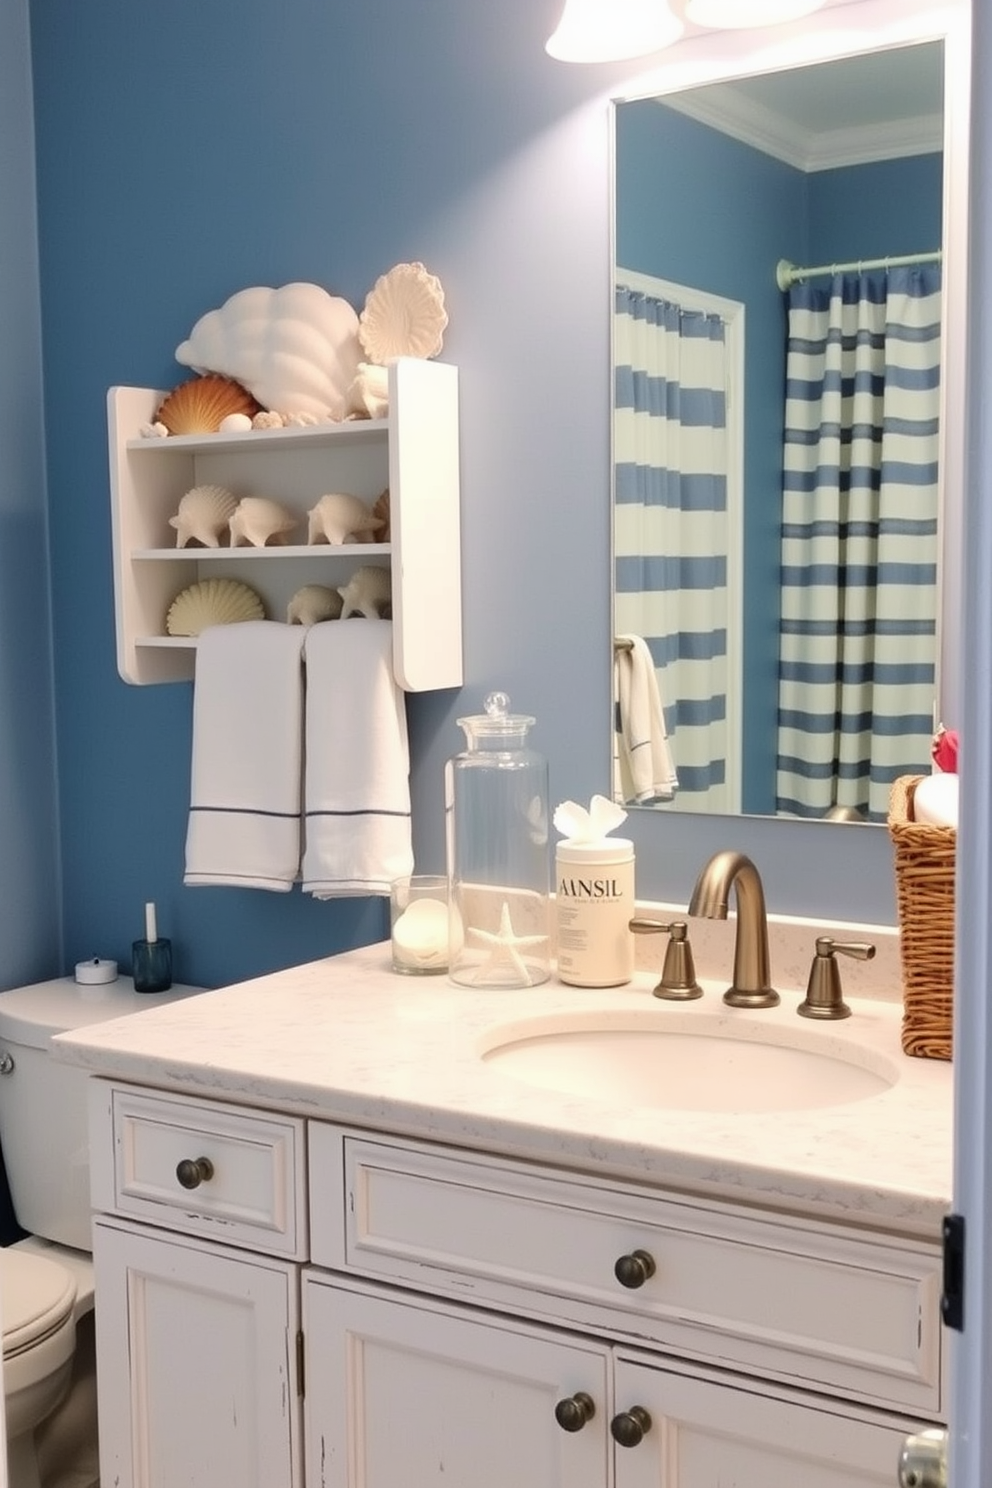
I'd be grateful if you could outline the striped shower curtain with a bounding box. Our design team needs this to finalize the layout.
[614,279,732,812]
[775,265,942,821]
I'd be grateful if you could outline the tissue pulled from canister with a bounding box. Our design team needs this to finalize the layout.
[553,793,627,842]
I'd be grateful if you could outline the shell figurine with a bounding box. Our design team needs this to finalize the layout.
[307,492,384,546]
[175,282,363,422]
[359,262,448,364]
[286,584,344,626]
[344,362,390,420]
[165,578,265,636]
[371,488,390,543]
[338,565,392,619]
[154,375,260,436]
[169,484,240,549]
[229,497,299,548]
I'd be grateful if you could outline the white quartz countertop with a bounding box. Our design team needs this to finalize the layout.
[53,942,953,1238]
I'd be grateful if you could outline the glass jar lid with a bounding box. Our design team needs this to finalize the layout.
[456,691,535,748]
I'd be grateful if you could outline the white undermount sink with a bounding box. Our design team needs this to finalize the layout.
[479,1008,901,1113]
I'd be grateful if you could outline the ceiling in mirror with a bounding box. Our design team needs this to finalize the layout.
[612,41,945,826]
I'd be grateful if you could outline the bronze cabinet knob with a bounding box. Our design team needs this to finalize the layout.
[175,1156,215,1190]
[614,1249,656,1289]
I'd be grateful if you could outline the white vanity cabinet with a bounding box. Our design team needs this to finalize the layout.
[108,356,461,690]
[87,1080,943,1488]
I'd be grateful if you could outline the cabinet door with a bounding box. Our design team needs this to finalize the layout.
[613,1355,916,1488]
[93,1217,301,1488]
[304,1273,607,1488]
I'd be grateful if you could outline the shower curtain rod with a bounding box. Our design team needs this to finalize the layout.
[775,250,941,291]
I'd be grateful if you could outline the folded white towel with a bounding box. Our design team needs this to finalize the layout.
[615,634,678,804]
[184,621,305,892]
[301,619,414,897]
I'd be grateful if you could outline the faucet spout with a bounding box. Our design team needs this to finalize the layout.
[687,850,780,1008]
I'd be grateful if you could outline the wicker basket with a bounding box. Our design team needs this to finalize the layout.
[887,775,955,1060]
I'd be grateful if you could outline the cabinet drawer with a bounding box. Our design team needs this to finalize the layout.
[309,1126,942,1416]
[89,1082,307,1258]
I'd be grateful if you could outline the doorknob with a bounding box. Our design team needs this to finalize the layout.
[898,1428,947,1488]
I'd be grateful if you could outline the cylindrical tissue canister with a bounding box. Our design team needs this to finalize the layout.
[555,838,635,987]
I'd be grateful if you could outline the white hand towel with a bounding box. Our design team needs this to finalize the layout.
[184,621,305,891]
[615,634,679,804]
[301,619,414,897]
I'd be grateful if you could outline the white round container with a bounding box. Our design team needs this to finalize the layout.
[555,838,635,987]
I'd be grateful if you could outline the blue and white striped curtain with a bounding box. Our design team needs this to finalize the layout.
[614,282,731,811]
[775,265,942,821]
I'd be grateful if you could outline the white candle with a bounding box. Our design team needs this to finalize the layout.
[145,901,158,944]
[391,898,448,970]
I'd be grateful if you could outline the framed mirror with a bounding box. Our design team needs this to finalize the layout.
[611,35,955,825]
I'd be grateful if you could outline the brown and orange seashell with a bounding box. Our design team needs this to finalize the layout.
[155,375,261,436]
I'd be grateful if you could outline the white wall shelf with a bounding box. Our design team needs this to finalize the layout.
[108,357,462,689]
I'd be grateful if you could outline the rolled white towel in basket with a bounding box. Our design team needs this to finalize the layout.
[301,619,414,897]
[184,621,306,891]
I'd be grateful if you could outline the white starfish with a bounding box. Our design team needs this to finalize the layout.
[467,901,548,985]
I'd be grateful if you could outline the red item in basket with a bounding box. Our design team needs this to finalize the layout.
[932,727,959,773]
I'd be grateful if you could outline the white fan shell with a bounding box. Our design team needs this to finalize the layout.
[165,578,266,636]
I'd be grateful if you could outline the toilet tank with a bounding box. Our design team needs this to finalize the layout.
[0,978,206,1251]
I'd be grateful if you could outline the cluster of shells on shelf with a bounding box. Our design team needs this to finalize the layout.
[139,262,448,437]
[168,485,390,550]
[165,565,392,638]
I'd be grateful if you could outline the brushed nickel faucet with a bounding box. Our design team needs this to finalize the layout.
[687,850,780,1008]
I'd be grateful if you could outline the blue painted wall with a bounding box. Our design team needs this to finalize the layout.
[0,0,915,997]
[0,0,60,989]
[616,101,942,814]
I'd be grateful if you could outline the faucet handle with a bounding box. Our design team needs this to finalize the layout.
[629,918,703,1001]
[797,936,876,1021]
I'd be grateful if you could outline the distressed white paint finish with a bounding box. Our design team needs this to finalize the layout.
[92,1217,301,1488]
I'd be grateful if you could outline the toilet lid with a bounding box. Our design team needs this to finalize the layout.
[0,1250,76,1359]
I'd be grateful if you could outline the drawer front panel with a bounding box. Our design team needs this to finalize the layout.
[309,1127,941,1416]
[95,1084,307,1257]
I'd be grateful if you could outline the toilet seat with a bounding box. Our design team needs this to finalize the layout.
[2,1250,77,1359]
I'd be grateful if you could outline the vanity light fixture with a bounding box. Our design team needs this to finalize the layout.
[678,0,828,25]
[546,0,829,61]
[545,0,684,63]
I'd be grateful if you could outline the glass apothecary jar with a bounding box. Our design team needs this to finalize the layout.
[445,692,551,988]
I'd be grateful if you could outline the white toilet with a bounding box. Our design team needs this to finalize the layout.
[0,976,204,1488]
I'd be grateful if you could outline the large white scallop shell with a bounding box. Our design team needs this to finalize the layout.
[307,493,384,545]
[337,565,392,619]
[165,578,265,636]
[286,584,344,626]
[229,497,299,548]
[169,485,239,549]
[175,283,363,421]
[359,262,448,364]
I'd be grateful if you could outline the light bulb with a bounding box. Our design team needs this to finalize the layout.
[546,0,684,63]
[682,0,827,26]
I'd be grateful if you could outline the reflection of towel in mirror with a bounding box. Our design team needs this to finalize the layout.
[614,635,678,804]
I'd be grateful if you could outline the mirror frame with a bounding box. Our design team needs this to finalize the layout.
[608,0,970,831]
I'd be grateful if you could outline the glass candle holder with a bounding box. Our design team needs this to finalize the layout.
[390,875,449,975]
[132,937,173,993]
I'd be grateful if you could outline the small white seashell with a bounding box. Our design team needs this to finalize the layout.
[165,578,265,636]
[140,422,169,439]
[175,282,363,421]
[338,565,392,619]
[229,497,299,548]
[253,410,285,430]
[285,410,322,427]
[286,584,344,626]
[169,484,240,549]
[219,412,253,433]
[359,262,448,364]
[344,362,390,420]
[307,492,385,546]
